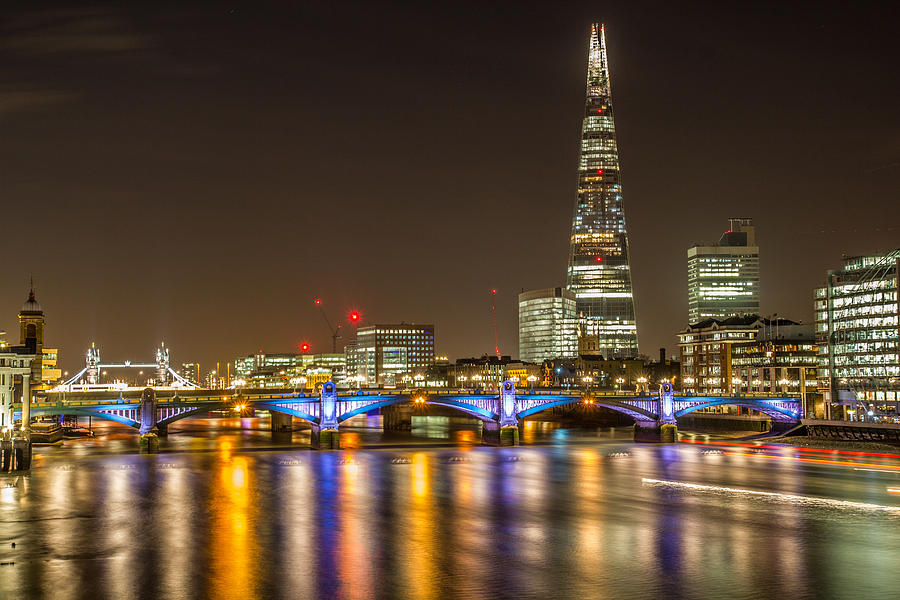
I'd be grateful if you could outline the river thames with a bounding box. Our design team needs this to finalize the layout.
[3,416,900,599]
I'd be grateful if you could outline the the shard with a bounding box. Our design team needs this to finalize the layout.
[565,23,639,358]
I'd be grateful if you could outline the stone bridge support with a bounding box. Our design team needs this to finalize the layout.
[480,381,519,447]
[315,382,340,449]
[634,383,677,443]
[139,387,159,453]
[383,403,412,432]
[270,411,293,433]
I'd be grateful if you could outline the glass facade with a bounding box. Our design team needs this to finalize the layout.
[687,218,760,323]
[518,288,577,363]
[565,23,638,359]
[346,324,435,387]
[815,251,900,418]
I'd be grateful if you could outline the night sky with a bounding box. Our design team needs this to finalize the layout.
[1,1,897,373]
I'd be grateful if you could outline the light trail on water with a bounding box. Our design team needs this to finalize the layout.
[642,478,900,513]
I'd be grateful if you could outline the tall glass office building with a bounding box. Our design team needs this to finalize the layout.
[565,23,638,359]
[687,218,760,323]
[518,288,578,363]
[815,250,900,419]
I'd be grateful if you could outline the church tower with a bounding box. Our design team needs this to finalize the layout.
[19,283,45,386]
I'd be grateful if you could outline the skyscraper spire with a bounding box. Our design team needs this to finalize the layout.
[565,23,639,359]
[586,23,611,96]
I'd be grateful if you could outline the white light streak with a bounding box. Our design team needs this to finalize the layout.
[642,478,900,513]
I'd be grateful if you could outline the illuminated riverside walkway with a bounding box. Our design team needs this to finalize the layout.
[20,382,803,448]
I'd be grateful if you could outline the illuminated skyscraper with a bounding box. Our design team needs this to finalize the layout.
[565,23,638,358]
[687,218,760,323]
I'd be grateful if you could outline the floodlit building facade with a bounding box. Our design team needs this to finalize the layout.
[687,218,760,323]
[565,23,638,359]
[679,316,813,395]
[345,323,435,387]
[518,287,577,363]
[815,251,900,420]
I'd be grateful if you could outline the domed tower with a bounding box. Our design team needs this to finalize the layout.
[18,283,45,386]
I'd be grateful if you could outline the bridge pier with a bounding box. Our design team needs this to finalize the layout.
[634,383,678,443]
[310,425,340,450]
[156,422,168,437]
[633,422,677,443]
[270,411,293,433]
[382,404,412,431]
[312,382,341,450]
[139,387,160,453]
[481,421,500,446]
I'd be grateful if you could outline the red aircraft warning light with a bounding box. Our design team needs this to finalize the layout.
[300,342,310,353]
[596,256,603,263]
[349,311,361,323]
[314,298,322,306]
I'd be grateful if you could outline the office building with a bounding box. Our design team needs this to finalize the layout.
[815,250,900,419]
[518,287,577,363]
[564,23,639,359]
[679,315,818,413]
[345,323,435,387]
[687,218,760,323]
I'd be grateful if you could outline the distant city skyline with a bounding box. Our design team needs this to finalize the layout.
[1,2,897,371]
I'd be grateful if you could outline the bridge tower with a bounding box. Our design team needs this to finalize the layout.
[313,382,340,449]
[634,382,678,442]
[138,387,160,452]
[155,343,170,386]
[86,343,101,384]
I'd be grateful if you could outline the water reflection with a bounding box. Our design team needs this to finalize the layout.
[3,420,900,599]
[209,453,259,599]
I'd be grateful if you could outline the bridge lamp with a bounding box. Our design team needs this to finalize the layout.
[414,396,426,404]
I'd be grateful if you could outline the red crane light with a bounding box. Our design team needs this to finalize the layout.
[314,299,322,306]
[596,256,603,263]
[300,342,310,353]
[349,311,360,323]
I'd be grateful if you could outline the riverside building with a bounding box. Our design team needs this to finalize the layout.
[345,323,435,387]
[687,218,760,323]
[518,288,577,363]
[815,250,900,419]
[678,315,815,399]
[564,23,638,359]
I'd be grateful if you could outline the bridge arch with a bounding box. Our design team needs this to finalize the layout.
[674,398,800,422]
[337,395,498,423]
[516,397,658,423]
[256,403,319,424]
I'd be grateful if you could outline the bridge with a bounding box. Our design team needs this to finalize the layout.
[54,342,199,391]
[19,381,803,449]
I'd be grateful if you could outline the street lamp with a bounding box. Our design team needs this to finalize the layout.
[527,375,537,390]
[615,377,625,391]
[457,375,467,390]
[472,374,483,389]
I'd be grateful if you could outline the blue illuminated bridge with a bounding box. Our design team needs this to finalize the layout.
[23,382,803,447]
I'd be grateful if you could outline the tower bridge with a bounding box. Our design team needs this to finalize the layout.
[56,342,199,391]
[24,382,803,448]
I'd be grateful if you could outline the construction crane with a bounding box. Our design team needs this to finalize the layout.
[315,299,342,353]
[491,288,500,358]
